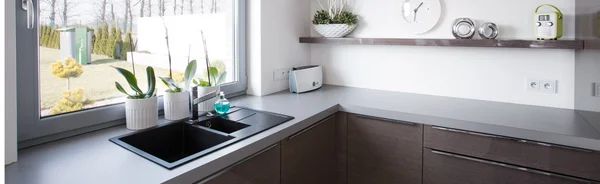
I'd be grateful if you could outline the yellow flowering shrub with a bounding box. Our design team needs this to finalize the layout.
[51,57,84,79]
[50,88,94,115]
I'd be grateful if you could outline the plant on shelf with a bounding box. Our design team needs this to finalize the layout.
[193,31,227,87]
[113,66,156,99]
[113,33,158,130]
[312,0,359,38]
[159,61,197,93]
[157,16,201,120]
[191,31,228,112]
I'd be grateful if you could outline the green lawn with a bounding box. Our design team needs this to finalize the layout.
[40,47,172,112]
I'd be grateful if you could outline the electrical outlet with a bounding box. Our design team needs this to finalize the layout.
[527,79,541,91]
[540,80,558,93]
[527,79,557,93]
[273,68,291,81]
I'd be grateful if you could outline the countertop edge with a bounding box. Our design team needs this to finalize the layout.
[339,104,600,151]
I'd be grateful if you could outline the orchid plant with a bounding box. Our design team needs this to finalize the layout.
[159,60,197,93]
[113,31,157,99]
[193,30,227,87]
[157,16,199,93]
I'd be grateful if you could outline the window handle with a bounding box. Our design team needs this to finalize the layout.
[22,0,35,29]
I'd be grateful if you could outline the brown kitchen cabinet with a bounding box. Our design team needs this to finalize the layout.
[347,114,423,184]
[200,144,281,184]
[281,115,337,184]
[424,125,600,181]
[423,148,591,184]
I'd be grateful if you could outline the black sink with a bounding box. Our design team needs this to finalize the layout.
[118,121,235,163]
[196,118,250,134]
[110,107,294,169]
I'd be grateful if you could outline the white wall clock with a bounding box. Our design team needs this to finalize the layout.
[401,0,442,34]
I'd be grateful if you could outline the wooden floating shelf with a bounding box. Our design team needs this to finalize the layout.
[584,39,600,50]
[299,37,586,50]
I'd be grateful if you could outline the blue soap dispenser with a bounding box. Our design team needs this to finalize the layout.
[214,91,230,115]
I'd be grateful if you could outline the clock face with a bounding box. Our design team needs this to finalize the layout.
[402,1,431,24]
[401,0,442,34]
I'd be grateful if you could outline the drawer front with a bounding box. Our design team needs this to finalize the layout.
[424,125,600,181]
[348,114,423,184]
[424,148,591,184]
[282,115,337,184]
[200,144,280,184]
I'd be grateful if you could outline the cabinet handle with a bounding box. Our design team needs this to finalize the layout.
[430,150,592,184]
[431,126,594,153]
[355,114,416,126]
[287,115,333,140]
[196,144,279,184]
[432,126,506,139]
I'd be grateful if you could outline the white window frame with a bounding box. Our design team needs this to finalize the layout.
[15,0,247,146]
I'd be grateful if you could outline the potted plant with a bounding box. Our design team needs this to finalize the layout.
[192,31,227,112]
[159,60,197,120]
[157,18,200,120]
[313,0,359,38]
[113,66,158,130]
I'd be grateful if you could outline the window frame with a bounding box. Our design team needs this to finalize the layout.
[16,0,247,144]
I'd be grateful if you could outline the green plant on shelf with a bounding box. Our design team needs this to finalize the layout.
[113,66,157,99]
[312,0,358,25]
[159,60,198,93]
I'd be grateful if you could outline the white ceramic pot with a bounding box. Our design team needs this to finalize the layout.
[197,86,220,112]
[163,91,190,120]
[313,24,357,38]
[125,96,158,130]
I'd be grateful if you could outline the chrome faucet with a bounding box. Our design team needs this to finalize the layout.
[190,86,217,120]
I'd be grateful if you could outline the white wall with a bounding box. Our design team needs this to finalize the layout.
[574,0,600,112]
[246,0,311,96]
[310,0,577,109]
[246,0,263,95]
[5,0,17,165]
[575,50,600,112]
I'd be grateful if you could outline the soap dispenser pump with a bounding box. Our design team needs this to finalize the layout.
[214,91,230,115]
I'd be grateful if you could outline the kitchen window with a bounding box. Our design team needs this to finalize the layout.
[16,0,246,144]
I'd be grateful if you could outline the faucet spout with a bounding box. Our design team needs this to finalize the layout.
[190,86,217,120]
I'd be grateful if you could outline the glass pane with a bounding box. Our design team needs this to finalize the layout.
[38,0,236,117]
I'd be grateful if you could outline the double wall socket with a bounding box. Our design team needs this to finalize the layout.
[273,68,291,81]
[527,79,557,93]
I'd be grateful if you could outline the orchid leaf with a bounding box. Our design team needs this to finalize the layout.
[115,82,132,96]
[208,67,219,86]
[194,79,211,87]
[113,66,143,96]
[184,60,197,89]
[159,77,182,92]
[216,71,227,85]
[145,66,156,98]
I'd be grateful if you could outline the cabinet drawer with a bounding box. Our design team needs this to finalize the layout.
[424,125,600,181]
[424,148,591,184]
[200,144,280,184]
[348,114,423,184]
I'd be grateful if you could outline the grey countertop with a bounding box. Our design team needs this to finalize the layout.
[6,85,600,184]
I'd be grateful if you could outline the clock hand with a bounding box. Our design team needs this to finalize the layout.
[414,11,417,22]
[414,2,424,11]
[413,2,424,22]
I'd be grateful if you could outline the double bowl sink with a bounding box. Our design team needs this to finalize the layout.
[110,107,294,169]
